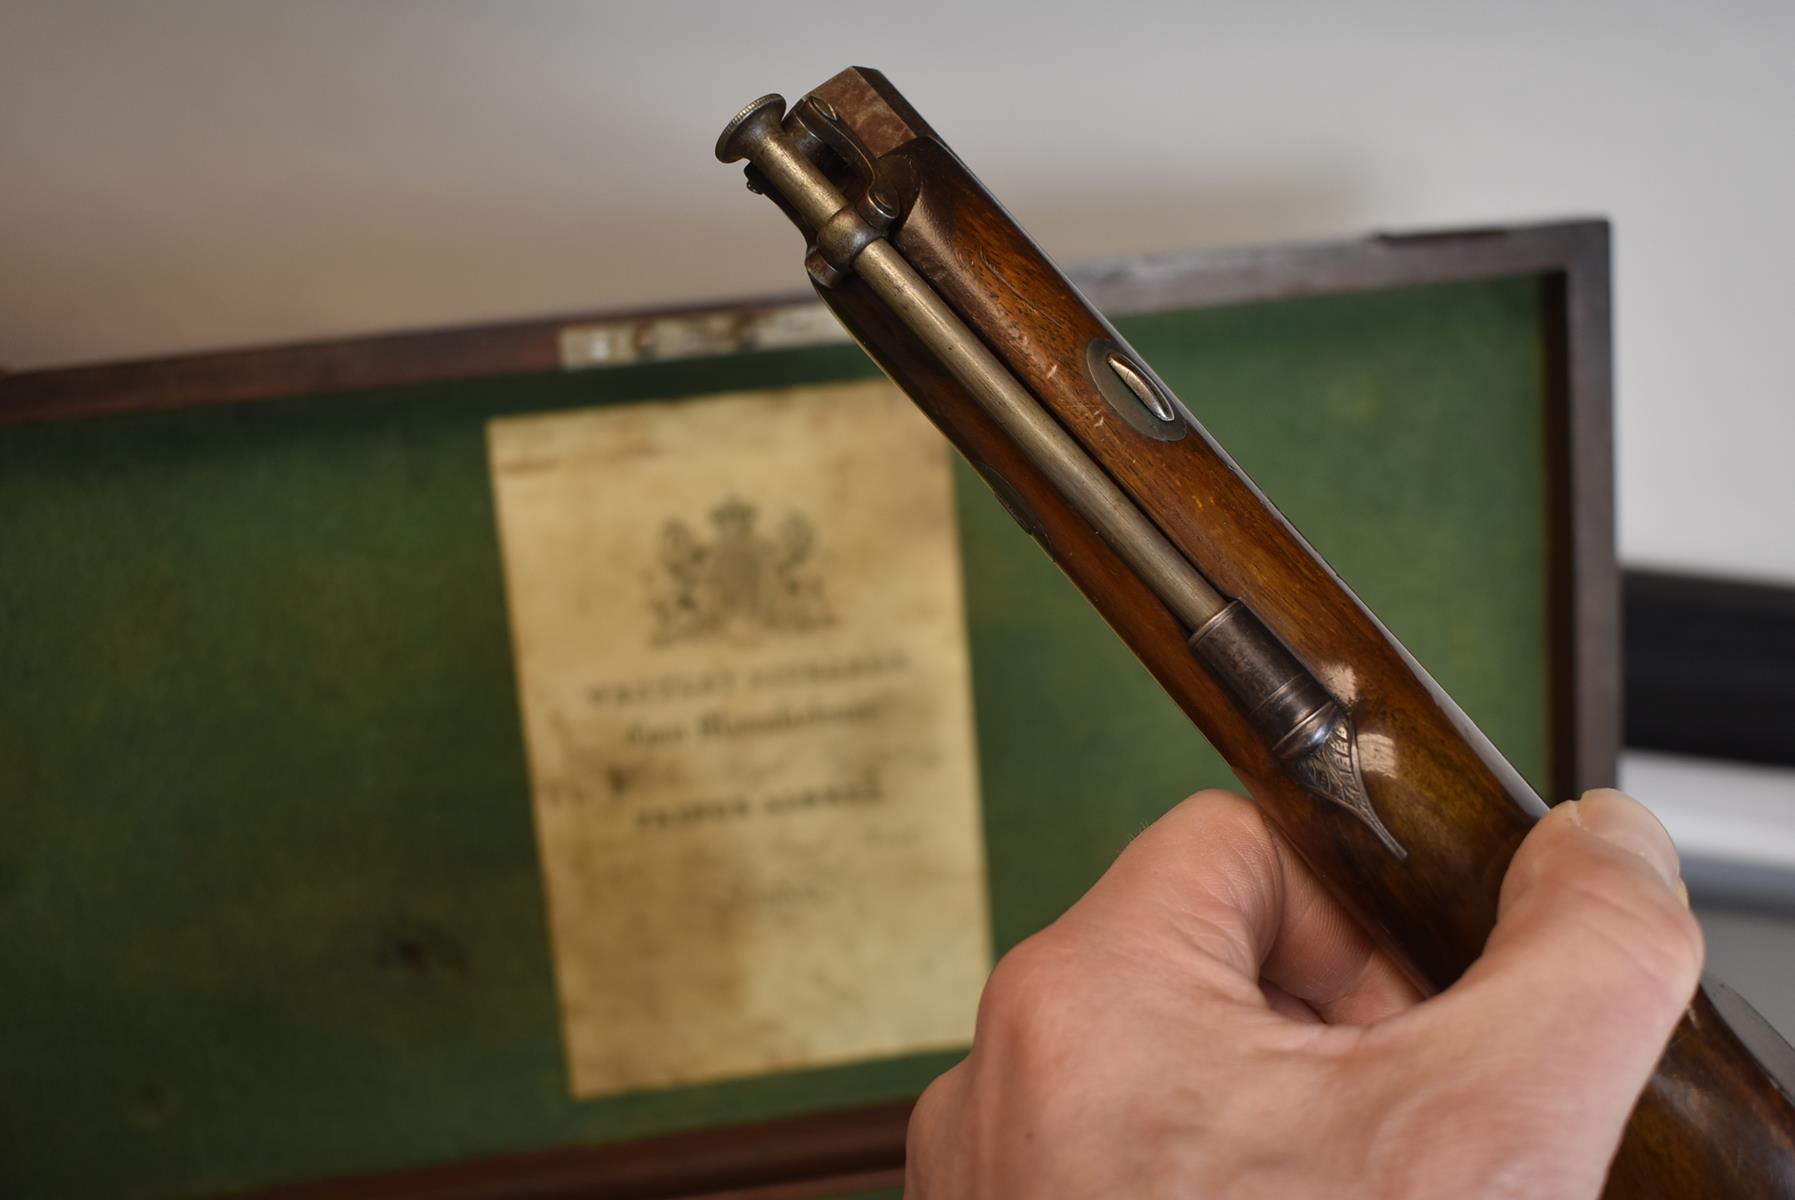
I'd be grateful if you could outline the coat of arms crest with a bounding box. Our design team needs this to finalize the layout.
[648,497,833,644]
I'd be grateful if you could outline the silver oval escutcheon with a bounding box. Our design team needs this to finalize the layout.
[1085,338,1187,441]
[1108,352,1176,421]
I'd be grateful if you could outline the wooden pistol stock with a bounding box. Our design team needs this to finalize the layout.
[716,68,1795,1195]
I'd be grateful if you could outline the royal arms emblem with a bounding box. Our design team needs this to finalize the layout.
[648,497,834,644]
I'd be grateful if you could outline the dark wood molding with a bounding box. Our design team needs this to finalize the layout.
[1076,221,1608,313]
[222,1101,911,1200]
[1543,224,1621,799]
[0,293,812,428]
[1624,569,1795,767]
[2,220,1607,426]
[6,219,1619,1199]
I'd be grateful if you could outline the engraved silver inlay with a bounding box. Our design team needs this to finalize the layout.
[1284,707,1408,860]
[1189,601,1407,860]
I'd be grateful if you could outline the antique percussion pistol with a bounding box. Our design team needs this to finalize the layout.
[715,68,1795,1194]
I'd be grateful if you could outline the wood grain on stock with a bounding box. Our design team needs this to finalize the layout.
[804,66,1795,1198]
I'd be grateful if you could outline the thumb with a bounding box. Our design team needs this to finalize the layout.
[1399,789,1704,1166]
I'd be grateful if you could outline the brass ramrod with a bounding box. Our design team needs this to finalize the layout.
[717,69,1795,1196]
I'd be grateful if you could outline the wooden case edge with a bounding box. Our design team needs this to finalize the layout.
[0,220,1616,1200]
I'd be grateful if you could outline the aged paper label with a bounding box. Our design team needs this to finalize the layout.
[487,381,991,1099]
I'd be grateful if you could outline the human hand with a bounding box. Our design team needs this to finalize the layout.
[906,788,1702,1198]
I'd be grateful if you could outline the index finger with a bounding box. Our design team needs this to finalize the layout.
[1063,789,1422,1024]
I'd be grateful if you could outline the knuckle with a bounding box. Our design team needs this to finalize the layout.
[1561,859,1705,996]
[1636,895,1706,990]
[975,936,1061,1035]
[906,1067,956,1161]
[977,943,1034,1017]
[1141,789,1277,877]
[1169,787,1261,832]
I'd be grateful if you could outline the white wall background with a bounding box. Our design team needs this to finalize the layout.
[4,0,1792,1001]
[4,0,1792,581]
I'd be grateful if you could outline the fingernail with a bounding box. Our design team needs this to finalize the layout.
[1676,878,1691,909]
[1572,788,1682,890]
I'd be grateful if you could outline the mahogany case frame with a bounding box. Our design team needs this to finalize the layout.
[0,219,1616,1200]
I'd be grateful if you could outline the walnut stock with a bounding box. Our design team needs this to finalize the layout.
[723,66,1795,1197]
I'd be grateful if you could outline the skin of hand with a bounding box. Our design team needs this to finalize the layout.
[905,788,1703,1199]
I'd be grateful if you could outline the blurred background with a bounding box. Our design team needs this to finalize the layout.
[3,0,1790,1042]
